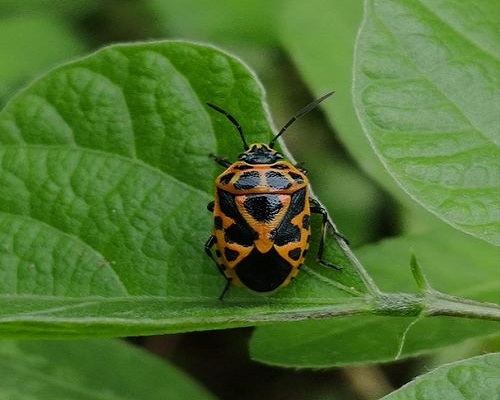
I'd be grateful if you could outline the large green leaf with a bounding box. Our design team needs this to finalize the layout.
[0,339,215,399]
[353,0,500,245]
[381,353,500,400]
[250,227,499,367]
[0,41,374,337]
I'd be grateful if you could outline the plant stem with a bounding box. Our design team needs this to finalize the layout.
[239,291,500,323]
[423,290,500,321]
[372,291,500,321]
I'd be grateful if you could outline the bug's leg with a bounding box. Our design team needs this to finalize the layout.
[219,279,232,301]
[209,154,232,168]
[207,201,214,212]
[310,199,346,270]
[310,199,349,243]
[204,235,218,266]
[204,235,232,300]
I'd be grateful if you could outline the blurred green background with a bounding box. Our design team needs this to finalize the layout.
[0,1,454,399]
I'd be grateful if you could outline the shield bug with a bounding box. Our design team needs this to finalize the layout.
[205,92,343,299]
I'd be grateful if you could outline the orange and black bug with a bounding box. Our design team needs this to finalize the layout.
[205,92,343,299]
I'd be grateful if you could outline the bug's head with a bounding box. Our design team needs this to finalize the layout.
[206,91,334,163]
[238,143,283,164]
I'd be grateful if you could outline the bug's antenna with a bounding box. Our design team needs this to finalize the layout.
[269,91,335,149]
[207,103,249,150]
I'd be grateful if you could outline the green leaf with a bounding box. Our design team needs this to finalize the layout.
[353,0,500,245]
[0,41,374,338]
[381,353,500,400]
[0,339,215,399]
[250,227,499,367]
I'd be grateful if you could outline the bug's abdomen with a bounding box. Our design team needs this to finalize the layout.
[213,188,311,293]
[234,247,294,292]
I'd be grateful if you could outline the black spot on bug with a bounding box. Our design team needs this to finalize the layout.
[272,164,290,170]
[225,223,257,246]
[289,188,306,217]
[235,247,292,292]
[288,171,304,184]
[220,172,235,185]
[265,171,292,190]
[243,194,282,222]
[302,214,310,229]
[215,249,221,257]
[234,171,261,190]
[217,189,239,220]
[234,165,253,170]
[288,248,301,261]
[224,247,239,262]
[272,189,306,245]
[214,216,223,230]
[307,235,311,243]
[274,224,301,245]
[217,188,258,246]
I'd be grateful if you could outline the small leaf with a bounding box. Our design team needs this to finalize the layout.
[353,0,500,245]
[409,253,431,292]
[0,339,215,399]
[381,353,500,400]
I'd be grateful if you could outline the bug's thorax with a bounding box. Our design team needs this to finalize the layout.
[215,143,307,194]
[215,161,308,195]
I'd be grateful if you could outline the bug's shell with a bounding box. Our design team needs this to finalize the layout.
[212,160,311,293]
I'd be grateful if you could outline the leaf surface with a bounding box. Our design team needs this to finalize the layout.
[353,0,500,244]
